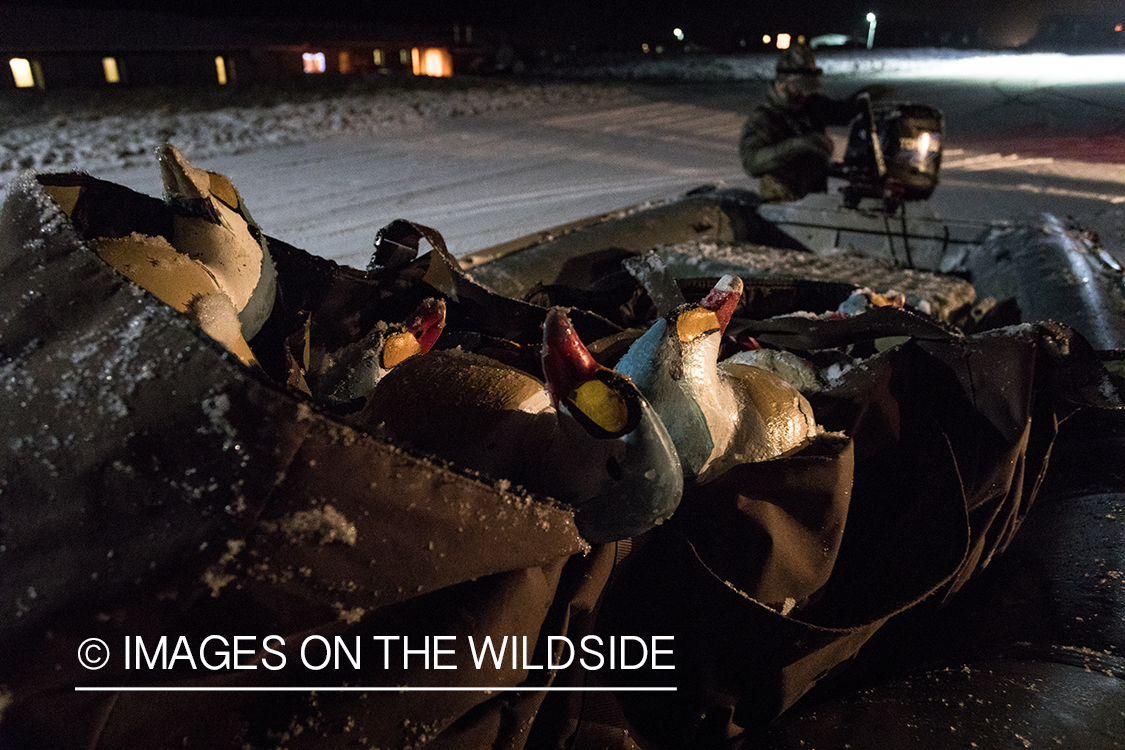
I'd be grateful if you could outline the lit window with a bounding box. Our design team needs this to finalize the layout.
[215,56,228,85]
[777,33,792,49]
[339,50,351,74]
[302,52,326,74]
[762,34,771,44]
[102,57,120,84]
[411,47,452,77]
[9,57,35,88]
[1116,24,1123,32]
[373,49,385,66]
[400,49,410,65]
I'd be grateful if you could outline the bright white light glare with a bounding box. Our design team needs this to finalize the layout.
[918,132,931,154]
[777,33,792,49]
[866,53,1125,85]
[762,34,771,44]
[9,57,34,88]
[673,28,684,41]
[867,12,876,22]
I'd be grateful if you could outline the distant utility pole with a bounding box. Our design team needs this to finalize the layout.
[866,12,877,49]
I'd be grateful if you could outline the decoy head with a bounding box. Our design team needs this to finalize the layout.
[309,298,447,408]
[379,297,448,372]
[539,308,683,542]
[157,144,276,342]
[542,307,641,439]
[402,297,447,356]
[698,274,743,335]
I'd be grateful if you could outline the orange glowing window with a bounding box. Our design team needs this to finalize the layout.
[777,33,792,49]
[302,52,326,74]
[411,47,453,77]
[1116,24,1123,32]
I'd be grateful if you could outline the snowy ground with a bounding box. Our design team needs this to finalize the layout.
[3,49,1124,265]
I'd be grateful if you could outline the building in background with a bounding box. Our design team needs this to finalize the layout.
[1,3,464,90]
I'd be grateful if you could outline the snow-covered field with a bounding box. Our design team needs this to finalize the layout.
[0,81,630,191]
[3,49,1124,261]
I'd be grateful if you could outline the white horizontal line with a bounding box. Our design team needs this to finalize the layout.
[75,686,677,693]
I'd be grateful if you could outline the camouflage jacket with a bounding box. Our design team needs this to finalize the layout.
[739,86,859,201]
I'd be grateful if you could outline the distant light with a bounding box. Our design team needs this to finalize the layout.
[412,47,452,77]
[9,58,34,88]
[399,49,410,65]
[1116,24,1123,32]
[373,49,385,67]
[642,43,650,53]
[655,45,665,54]
[302,52,326,74]
[102,57,120,84]
[214,56,227,85]
[867,12,876,22]
[777,33,792,49]
[762,34,771,44]
[866,12,878,49]
[673,28,684,41]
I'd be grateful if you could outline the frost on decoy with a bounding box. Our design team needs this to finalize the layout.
[615,274,820,482]
[158,143,277,342]
[359,307,682,543]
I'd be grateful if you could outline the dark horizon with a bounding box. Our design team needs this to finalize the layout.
[2,0,1121,49]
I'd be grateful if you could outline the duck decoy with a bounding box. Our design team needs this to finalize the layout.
[158,143,277,341]
[615,274,820,482]
[359,307,682,543]
[92,231,258,367]
[306,298,446,409]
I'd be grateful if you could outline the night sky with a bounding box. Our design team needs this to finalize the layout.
[4,0,1120,48]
